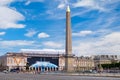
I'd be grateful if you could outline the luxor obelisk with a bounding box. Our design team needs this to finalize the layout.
[65,5,74,72]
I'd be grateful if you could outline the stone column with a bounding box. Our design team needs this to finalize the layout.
[65,5,74,72]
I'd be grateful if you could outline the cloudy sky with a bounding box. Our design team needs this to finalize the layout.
[0,0,120,56]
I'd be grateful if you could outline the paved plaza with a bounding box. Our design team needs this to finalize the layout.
[0,72,120,80]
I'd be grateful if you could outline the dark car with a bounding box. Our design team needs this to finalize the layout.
[10,68,19,73]
[10,69,17,72]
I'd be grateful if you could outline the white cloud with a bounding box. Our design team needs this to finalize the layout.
[73,32,120,56]
[25,1,31,5]
[0,0,14,6]
[45,0,68,19]
[38,32,50,38]
[71,0,120,18]
[0,40,35,48]
[57,0,68,9]
[73,8,119,31]
[73,0,106,12]
[73,30,93,37]
[25,0,44,5]
[24,29,37,37]
[73,0,94,7]
[0,32,6,36]
[103,32,120,44]
[20,49,64,53]
[0,0,25,29]
[57,3,65,9]
[43,41,63,48]
[56,0,68,10]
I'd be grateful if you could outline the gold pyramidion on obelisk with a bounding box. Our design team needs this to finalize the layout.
[65,5,74,72]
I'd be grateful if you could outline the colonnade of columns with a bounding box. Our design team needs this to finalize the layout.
[29,66,66,72]
[29,67,58,72]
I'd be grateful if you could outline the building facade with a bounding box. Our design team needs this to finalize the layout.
[1,52,120,72]
[0,53,27,71]
[0,51,96,72]
[74,56,95,72]
[0,51,65,71]
[93,55,120,71]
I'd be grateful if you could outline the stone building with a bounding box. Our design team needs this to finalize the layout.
[74,56,95,72]
[1,52,120,72]
[0,51,95,72]
[93,55,120,71]
[0,52,27,71]
[0,51,65,71]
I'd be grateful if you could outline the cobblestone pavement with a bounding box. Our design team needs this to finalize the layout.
[0,72,120,80]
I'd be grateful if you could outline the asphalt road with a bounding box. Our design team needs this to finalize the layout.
[0,72,120,80]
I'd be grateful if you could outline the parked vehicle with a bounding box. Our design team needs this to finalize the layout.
[10,68,20,73]
[3,70,9,73]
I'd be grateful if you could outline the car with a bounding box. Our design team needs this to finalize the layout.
[92,70,97,74]
[10,69,20,73]
[85,70,92,73]
[3,70,9,73]
[10,69,17,72]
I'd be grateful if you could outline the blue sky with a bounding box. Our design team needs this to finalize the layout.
[0,0,120,56]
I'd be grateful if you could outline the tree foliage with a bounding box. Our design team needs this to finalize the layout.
[101,62,120,69]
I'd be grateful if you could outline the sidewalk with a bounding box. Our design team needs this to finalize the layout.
[40,72,120,78]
